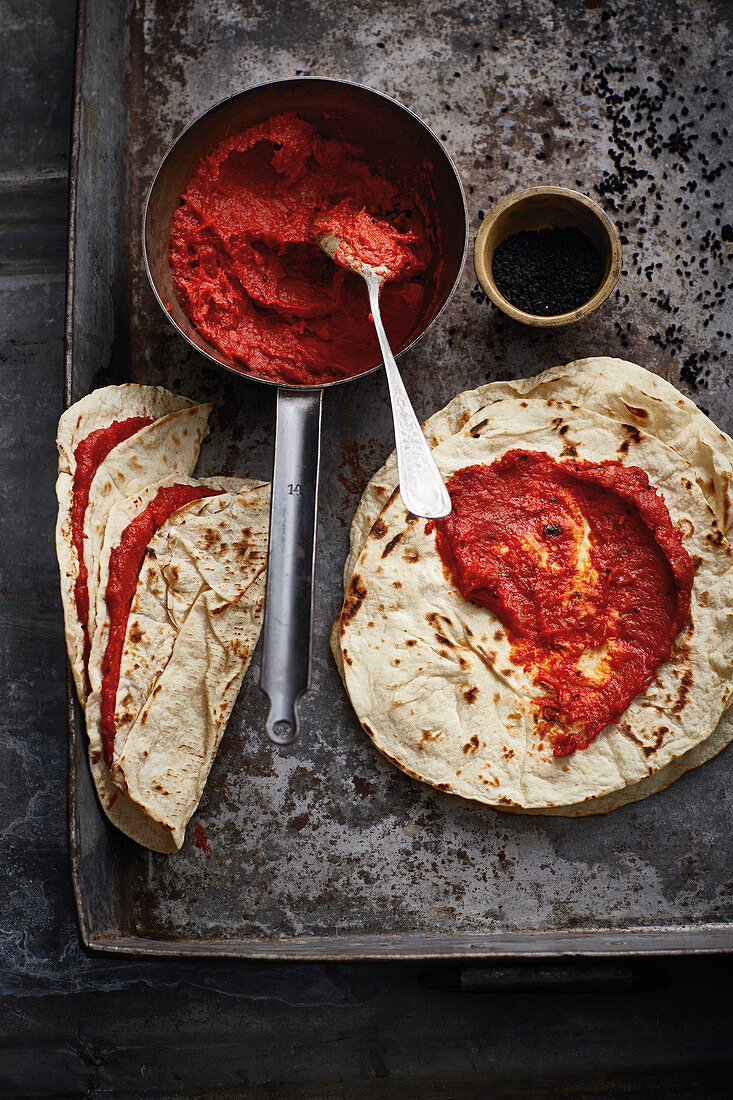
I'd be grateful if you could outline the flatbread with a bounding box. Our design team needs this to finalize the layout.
[337,398,733,813]
[343,357,733,586]
[56,385,211,702]
[336,359,733,814]
[86,477,270,852]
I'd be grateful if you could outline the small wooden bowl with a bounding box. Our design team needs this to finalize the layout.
[473,186,622,327]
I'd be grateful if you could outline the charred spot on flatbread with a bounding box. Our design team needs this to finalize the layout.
[382,533,403,557]
[384,487,400,511]
[671,668,694,715]
[643,726,669,757]
[341,575,367,626]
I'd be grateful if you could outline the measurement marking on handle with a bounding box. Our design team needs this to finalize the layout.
[288,484,302,495]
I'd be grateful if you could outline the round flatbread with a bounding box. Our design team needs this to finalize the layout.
[337,398,733,813]
[336,359,733,814]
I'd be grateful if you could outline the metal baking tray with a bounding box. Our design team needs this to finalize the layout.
[67,0,733,957]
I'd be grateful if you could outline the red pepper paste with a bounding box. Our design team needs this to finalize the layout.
[313,200,423,281]
[169,113,435,384]
[71,417,154,676]
[432,450,693,756]
[194,821,212,858]
[99,483,223,765]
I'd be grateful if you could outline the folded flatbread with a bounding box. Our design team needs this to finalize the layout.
[56,385,211,703]
[85,476,270,852]
[335,368,733,814]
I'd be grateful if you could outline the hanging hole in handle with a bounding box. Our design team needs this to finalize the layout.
[267,717,299,746]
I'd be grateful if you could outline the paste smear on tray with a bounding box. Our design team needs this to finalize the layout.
[433,449,694,755]
[169,113,434,384]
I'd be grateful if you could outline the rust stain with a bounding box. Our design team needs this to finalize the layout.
[336,438,379,497]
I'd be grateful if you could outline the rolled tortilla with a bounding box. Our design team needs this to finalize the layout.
[56,384,211,703]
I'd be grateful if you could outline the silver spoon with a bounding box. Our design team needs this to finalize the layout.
[314,225,451,519]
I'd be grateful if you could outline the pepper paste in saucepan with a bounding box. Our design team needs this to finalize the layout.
[433,450,693,756]
[169,114,435,384]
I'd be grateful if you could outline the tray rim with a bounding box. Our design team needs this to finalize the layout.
[82,925,733,960]
[65,0,93,954]
[65,0,733,960]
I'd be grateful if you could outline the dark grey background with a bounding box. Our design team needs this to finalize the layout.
[2,0,732,1094]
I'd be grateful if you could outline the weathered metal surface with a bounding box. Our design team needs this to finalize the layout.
[68,0,733,955]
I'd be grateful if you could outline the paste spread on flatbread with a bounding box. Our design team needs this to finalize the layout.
[100,483,224,763]
[169,113,433,384]
[71,417,154,673]
[432,450,694,755]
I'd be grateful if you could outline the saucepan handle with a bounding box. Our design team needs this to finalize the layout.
[260,387,323,745]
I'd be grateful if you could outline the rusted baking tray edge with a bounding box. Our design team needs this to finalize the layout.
[82,927,733,960]
[65,0,732,960]
[65,0,89,950]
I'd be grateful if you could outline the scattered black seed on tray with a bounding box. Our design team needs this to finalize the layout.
[471,12,729,396]
[570,37,731,390]
[491,227,605,316]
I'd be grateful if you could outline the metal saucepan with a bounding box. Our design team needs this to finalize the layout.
[143,78,467,745]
